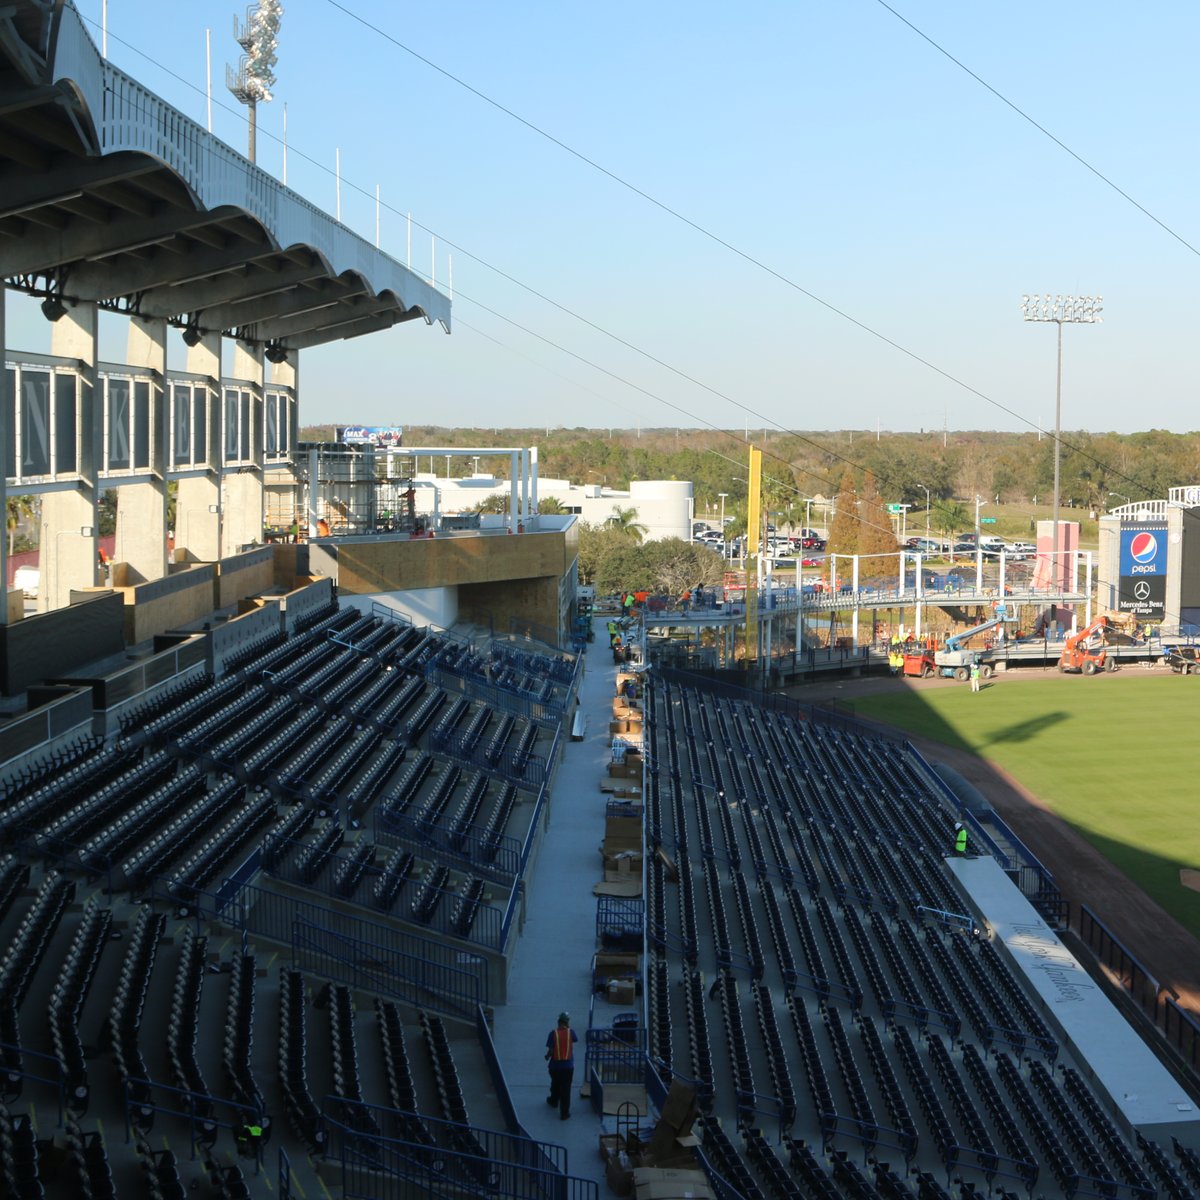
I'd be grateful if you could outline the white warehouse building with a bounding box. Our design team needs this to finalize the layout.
[411,473,693,542]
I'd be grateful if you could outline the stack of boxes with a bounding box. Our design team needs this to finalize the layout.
[599,1081,711,1197]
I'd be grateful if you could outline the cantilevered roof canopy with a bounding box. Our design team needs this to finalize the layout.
[0,0,450,350]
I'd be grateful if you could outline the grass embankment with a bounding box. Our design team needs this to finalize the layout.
[853,675,1200,937]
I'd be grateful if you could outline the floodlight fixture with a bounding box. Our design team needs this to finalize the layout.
[41,295,66,322]
[227,1,284,163]
[182,320,203,347]
[265,340,288,364]
[1020,291,1103,591]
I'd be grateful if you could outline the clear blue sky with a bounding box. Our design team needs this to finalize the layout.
[9,1,1199,435]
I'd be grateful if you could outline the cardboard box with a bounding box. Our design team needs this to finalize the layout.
[604,850,643,877]
[607,1152,635,1197]
[643,1081,700,1166]
[632,1167,714,1199]
[604,815,642,855]
[599,1133,629,1163]
[594,952,639,983]
[612,978,638,1005]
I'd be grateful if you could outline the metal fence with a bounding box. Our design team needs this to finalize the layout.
[1080,905,1200,1074]
[326,1101,595,1200]
[155,876,488,1019]
[429,721,550,790]
[1078,904,1200,1075]
[432,660,573,729]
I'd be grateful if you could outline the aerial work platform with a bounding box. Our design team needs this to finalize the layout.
[949,856,1200,1148]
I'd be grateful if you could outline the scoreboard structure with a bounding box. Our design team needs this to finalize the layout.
[1098,487,1200,632]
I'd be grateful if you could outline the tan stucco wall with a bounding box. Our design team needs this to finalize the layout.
[459,576,561,638]
[216,549,275,610]
[115,569,216,644]
[335,529,576,594]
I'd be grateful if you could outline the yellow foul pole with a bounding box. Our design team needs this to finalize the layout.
[746,445,762,663]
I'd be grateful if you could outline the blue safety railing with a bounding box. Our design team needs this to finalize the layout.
[372,804,523,882]
[153,876,488,1018]
[324,1100,595,1200]
[1080,905,1200,1077]
[0,1038,66,1121]
[430,721,550,790]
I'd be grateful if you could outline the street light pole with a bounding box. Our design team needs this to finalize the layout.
[919,484,930,545]
[1021,293,1102,589]
[974,495,985,592]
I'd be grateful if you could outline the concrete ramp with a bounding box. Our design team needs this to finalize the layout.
[949,856,1200,1148]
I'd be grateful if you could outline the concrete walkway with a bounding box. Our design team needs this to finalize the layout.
[492,622,629,1187]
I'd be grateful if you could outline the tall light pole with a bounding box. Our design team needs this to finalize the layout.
[227,1,283,164]
[918,484,930,545]
[1021,293,1102,589]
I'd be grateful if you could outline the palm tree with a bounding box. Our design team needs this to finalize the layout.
[6,496,36,556]
[937,500,970,545]
[606,505,647,543]
[538,496,566,514]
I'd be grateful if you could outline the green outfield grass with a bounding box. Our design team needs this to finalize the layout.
[852,675,1200,938]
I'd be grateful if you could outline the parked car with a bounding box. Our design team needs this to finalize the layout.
[952,540,978,553]
[1009,540,1036,559]
[802,536,826,551]
[800,555,823,567]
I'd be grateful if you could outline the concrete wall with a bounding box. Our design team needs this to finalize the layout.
[216,546,275,610]
[458,575,560,640]
[0,687,93,762]
[315,527,578,636]
[342,588,458,631]
[0,592,125,695]
[208,601,283,674]
[281,576,335,632]
[118,565,216,645]
[326,528,574,593]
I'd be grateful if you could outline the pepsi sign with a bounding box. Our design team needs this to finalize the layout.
[1119,528,1165,577]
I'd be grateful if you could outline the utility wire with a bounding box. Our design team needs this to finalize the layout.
[85,12,1164,545]
[313,3,1170,503]
[873,0,1200,259]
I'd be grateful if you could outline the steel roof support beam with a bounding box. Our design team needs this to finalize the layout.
[0,204,253,276]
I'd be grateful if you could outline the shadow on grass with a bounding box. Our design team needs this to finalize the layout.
[976,711,1069,751]
[1056,824,1200,943]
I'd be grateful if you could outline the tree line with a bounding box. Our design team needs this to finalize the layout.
[303,424,1195,515]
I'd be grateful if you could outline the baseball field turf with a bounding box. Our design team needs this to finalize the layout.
[852,673,1200,938]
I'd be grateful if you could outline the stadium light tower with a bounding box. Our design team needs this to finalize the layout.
[227,1,283,164]
[1020,293,1102,589]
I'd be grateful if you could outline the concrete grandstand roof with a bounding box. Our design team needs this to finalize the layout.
[0,0,450,350]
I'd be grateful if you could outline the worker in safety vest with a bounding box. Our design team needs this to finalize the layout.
[953,822,968,856]
[545,1012,577,1120]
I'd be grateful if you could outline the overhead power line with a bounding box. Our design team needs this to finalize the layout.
[81,11,1167,534]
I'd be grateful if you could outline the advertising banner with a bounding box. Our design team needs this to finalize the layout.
[1118,527,1166,619]
[337,425,403,447]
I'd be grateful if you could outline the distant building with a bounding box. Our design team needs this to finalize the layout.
[414,474,692,542]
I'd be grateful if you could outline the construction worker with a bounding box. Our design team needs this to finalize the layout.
[545,1012,577,1120]
[953,822,968,856]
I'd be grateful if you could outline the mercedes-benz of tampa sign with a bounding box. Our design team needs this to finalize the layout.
[1118,527,1166,619]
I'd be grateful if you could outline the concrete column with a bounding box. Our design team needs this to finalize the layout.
[223,339,265,553]
[115,316,168,583]
[0,286,8,625]
[41,302,100,612]
[176,332,221,561]
[508,451,519,533]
